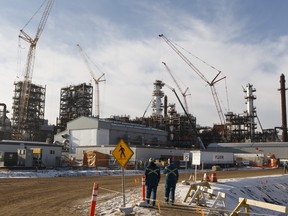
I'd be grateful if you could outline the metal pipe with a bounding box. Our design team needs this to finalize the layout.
[164,95,167,117]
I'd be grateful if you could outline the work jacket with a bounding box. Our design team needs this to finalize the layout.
[163,163,179,185]
[145,162,160,187]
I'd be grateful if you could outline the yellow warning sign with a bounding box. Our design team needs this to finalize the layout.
[112,139,134,168]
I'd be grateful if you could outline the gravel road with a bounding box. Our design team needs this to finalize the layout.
[0,168,284,216]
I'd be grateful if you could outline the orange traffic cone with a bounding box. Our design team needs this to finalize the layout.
[210,172,217,182]
[202,173,210,182]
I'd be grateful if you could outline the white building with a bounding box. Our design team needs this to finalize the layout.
[54,116,168,155]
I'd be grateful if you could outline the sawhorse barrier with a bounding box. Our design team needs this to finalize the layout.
[230,197,288,216]
[183,181,211,203]
[184,181,226,215]
[188,185,227,215]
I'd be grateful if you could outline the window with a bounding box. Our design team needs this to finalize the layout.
[50,150,55,155]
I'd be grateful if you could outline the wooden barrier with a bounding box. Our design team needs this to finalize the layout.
[230,197,288,216]
[204,187,226,216]
[183,181,211,202]
[188,185,227,215]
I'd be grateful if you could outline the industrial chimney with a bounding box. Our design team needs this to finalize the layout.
[279,73,288,142]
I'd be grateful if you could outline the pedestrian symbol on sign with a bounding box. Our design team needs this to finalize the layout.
[119,145,126,158]
[112,139,134,167]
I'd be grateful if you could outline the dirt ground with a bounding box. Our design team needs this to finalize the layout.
[0,168,284,216]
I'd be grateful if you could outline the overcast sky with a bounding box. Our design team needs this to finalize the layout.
[1,0,288,130]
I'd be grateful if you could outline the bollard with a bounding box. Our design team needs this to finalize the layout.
[142,175,146,201]
[89,182,99,216]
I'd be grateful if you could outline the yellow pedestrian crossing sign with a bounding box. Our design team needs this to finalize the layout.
[112,139,134,168]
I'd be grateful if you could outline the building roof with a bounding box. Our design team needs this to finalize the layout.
[67,116,167,134]
[208,142,288,148]
[0,140,62,148]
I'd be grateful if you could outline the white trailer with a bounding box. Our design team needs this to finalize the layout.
[191,150,234,169]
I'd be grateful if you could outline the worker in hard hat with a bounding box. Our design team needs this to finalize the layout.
[144,158,160,207]
[163,158,179,205]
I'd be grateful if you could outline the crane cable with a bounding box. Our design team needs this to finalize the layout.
[17,0,48,79]
[171,40,222,74]
[225,78,230,112]
[16,37,23,79]
[168,38,231,113]
[83,50,106,77]
[21,0,47,30]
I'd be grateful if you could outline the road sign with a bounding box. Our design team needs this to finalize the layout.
[183,153,189,161]
[192,151,201,165]
[112,139,134,168]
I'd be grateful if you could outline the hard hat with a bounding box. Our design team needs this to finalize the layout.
[168,158,172,164]
[149,158,154,163]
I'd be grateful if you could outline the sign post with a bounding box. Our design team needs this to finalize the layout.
[112,139,134,207]
[192,151,201,182]
[183,152,189,170]
[183,152,190,179]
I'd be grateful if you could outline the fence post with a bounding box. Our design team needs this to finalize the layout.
[89,182,99,216]
[142,175,146,201]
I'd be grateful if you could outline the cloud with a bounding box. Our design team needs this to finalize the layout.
[0,0,288,131]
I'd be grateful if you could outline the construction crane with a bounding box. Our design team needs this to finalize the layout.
[165,83,205,149]
[159,34,226,124]
[162,61,190,113]
[17,0,54,138]
[77,44,106,118]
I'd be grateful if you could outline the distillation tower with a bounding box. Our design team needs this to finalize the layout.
[244,83,257,140]
[151,80,165,118]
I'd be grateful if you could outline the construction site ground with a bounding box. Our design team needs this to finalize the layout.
[0,168,284,216]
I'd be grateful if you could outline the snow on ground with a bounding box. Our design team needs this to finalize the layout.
[1,168,288,215]
[213,175,288,215]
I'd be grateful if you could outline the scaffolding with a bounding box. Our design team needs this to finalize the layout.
[57,83,93,132]
[0,103,11,140]
[11,81,46,140]
[223,84,278,143]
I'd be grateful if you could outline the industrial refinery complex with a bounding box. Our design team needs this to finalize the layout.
[1,0,288,169]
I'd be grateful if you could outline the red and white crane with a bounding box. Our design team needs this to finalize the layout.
[162,61,190,113]
[17,0,54,137]
[77,44,106,118]
[159,34,226,124]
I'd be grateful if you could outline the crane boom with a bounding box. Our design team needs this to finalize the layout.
[159,34,226,124]
[77,44,106,117]
[17,0,54,136]
[162,62,190,112]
